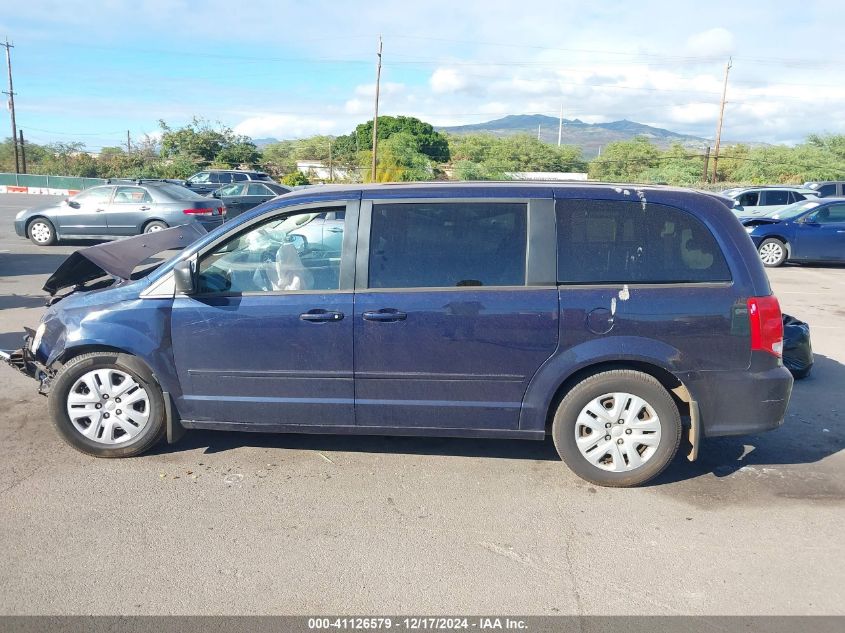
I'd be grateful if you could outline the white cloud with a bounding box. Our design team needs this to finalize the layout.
[234,115,338,139]
[430,68,470,94]
[686,28,736,57]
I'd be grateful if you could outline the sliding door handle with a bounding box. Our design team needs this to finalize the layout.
[362,309,407,322]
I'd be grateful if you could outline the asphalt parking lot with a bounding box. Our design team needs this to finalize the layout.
[0,192,843,616]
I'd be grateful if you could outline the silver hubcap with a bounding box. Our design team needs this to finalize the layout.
[759,242,784,265]
[146,224,164,233]
[574,392,662,472]
[30,222,52,243]
[66,369,150,445]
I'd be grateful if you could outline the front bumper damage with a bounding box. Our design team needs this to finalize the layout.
[0,333,54,395]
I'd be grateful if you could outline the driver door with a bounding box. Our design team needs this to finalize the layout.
[54,186,113,236]
[170,201,357,428]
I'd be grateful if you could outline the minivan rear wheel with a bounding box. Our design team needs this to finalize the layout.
[48,352,166,457]
[758,238,787,267]
[551,370,681,487]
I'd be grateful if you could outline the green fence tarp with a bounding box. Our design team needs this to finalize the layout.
[0,173,107,190]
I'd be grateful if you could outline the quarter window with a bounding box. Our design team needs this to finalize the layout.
[368,202,527,288]
[197,208,346,294]
[556,200,731,284]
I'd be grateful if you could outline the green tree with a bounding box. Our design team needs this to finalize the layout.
[354,116,450,163]
[281,170,310,186]
[588,137,661,181]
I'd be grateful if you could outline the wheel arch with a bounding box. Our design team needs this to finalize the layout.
[141,218,169,232]
[759,234,792,257]
[541,359,691,434]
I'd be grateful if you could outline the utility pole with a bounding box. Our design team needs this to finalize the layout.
[370,36,383,182]
[328,138,333,182]
[557,104,563,147]
[2,37,19,174]
[711,58,732,184]
[702,146,711,183]
[537,123,541,140]
[126,130,131,153]
[18,128,25,173]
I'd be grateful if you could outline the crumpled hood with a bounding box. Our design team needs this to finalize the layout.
[43,224,207,295]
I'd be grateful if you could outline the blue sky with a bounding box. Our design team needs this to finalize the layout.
[1,0,843,151]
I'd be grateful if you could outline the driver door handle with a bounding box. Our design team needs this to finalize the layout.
[299,309,344,323]
[139,206,150,211]
[362,309,407,322]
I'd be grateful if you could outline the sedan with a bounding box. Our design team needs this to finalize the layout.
[743,198,845,267]
[13,181,225,246]
[211,181,291,219]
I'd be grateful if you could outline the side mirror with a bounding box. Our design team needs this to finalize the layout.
[173,259,195,294]
[67,200,80,209]
[212,192,220,198]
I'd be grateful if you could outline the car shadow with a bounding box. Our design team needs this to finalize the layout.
[653,353,844,485]
[157,355,844,480]
[155,427,562,462]
[0,253,72,277]
[0,295,47,310]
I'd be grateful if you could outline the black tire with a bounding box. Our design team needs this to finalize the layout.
[48,351,166,457]
[551,370,682,487]
[143,220,168,234]
[758,238,787,268]
[27,217,58,246]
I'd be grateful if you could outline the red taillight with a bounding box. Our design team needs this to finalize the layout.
[747,296,783,357]
[182,207,222,216]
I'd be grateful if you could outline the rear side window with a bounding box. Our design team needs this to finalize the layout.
[790,191,806,203]
[762,190,789,205]
[233,172,249,182]
[556,200,731,284]
[368,202,527,288]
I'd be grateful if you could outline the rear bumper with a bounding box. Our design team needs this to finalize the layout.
[681,362,793,437]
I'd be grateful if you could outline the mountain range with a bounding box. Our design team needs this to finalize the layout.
[436,114,710,158]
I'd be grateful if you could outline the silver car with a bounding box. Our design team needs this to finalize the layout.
[13,180,225,246]
[725,186,819,218]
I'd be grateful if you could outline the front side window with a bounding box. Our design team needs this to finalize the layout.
[556,200,731,284]
[217,184,244,197]
[188,172,210,184]
[737,191,759,206]
[368,202,527,289]
[197,208,346,294]
[813,204,845,224]
[73,187,113,203]
[113,186,152,204]
[817,184,836,196]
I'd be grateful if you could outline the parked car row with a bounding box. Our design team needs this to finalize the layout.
[721,183,845,267]
[13,171,291,246]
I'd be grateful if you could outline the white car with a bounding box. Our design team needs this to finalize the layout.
[726,187,819,218]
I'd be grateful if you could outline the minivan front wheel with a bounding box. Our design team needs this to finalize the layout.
[758,238,787,267]
[48,352,166,457]
[552,370,681,487]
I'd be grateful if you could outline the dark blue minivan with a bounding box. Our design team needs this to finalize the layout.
[2,183,793,487]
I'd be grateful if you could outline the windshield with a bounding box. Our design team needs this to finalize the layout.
[764,200,820,219]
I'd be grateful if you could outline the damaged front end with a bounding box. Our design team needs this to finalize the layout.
[0,329,55,395]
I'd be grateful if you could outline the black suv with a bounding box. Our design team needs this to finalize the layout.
[804,181,845,197]
[183,170,274,195]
